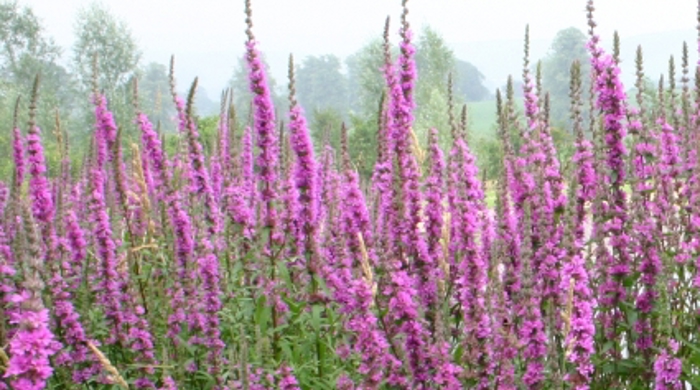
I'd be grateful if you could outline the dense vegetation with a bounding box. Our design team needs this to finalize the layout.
[1,0,700,389]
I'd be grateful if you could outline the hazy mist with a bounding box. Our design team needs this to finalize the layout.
[25,0,699,97]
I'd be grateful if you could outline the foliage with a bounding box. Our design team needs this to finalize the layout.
[541,27,590,128]
[72,2,141,93]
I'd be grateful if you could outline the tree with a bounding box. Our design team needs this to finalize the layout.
[0,2,61,86]
[0,2,74,179]
[309,107,343,153]
[230,54,286,127]
[72,2,141,93]
[345,39,387,115]
[296,54,347,114]
[414,26,462,145]
[136,61,173,128]
[454,59,490,101]
[541,27,590,128]
[415,26,455,91]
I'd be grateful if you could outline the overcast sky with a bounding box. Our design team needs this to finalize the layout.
[23,0,699,96]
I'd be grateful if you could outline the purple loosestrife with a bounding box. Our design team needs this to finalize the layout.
[12,127,24,193]
[340,159,376,269]
[370,88,394,251]
[375,17,401,258]
[655,108,681,251]
[384,265,429,387]
[241,125,255,207]
[654,340,682,390]
[587,0,632,345]
[280,147,302,257]
[334,137,394,389]
[388,2,431,278]
[446,136,491,387]
[514,29,540,213]
[165,191,196,344]
[26,87,54,226]
[277,365,300,390]
[489,232,516,390]
[495,91,523,302]
[225,184,255,239]
[0,200,16,357]
[183,85,226,383]
[380,10,435,379]
[521,38,563,307]
[26,77,99,385]
[570,62,596,240]
[185,79,222,237]
[561,184,595,389]
[488,203,516,389]
[136,112,168,200]
[422,128,444,309]
[89,163,127,346]
[134,110,196,347]
[211,156,223,204]
[429,341,462,390]
[518,204,547,388]
[217,91,231,177]
[628,48,662,357]
[4,206,61,390]
[245,1,279,235]
[288,55,319,260]
[198,250,226,386]
[93,93,118,165]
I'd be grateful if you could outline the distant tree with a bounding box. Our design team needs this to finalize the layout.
[309,107,343,153]
[414,26,462,144]
[347,113,379,179]
[296,54,347,114]
[72,2,141,93]
[0,1,74,179]
[230,55,285,127]
[136,62,173,128]
[415,26,455,91]
[454,59,490,101]
[0,2,61,86]
[345,39,386,115]
[542,27,590,128]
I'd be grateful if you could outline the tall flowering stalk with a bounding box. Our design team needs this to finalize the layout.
[183,81,226,383]
[423,128,444,312]
[518,204,547,388]
[372,26,396,256]
[185,78,222,237]
[447,134,492,387]
[288,55,320,276]
[627,47,662,366]
[490,178,517,390]
[495,91,522,303]
[11,97,24,193]
[26,78,53,226]
[4,205,61,390]
[89,142,128,346]
[335,129,396,388]
[245,0,279,235]
[587,0,632,349]
[390,0,430,274]
[562,118,596,388]
[654,340,682,390]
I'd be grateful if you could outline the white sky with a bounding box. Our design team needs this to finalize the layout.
[22,0,700,95]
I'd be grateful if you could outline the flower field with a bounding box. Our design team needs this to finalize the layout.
[2,0,700,388]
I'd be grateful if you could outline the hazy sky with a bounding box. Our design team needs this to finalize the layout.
[23,0,699,95]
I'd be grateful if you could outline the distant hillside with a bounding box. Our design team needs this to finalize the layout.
[450,29,696,94]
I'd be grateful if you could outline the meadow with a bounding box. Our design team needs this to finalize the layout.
[1,0,700,389]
